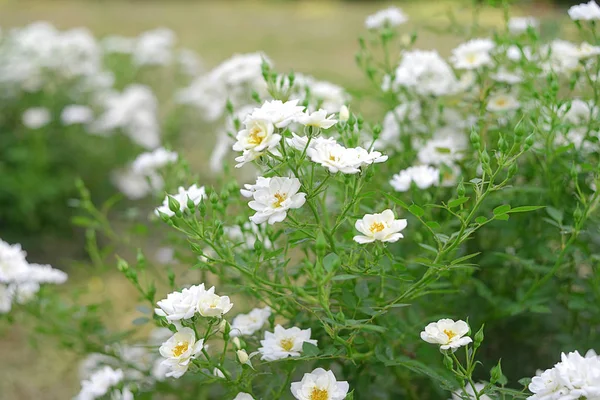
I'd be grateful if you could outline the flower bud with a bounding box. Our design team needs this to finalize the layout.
[457,180,465,197]
[237,349,249,364]
[508,163,518,178]
[524,134,535,150]
[209,192,219,205]
[474,324,485,347]
[316,232,328,256]
[480,148,490,164]
[187,197,196,214]
[443,353,454,370]
[470,130,481,150]
[168,196,181,214]
[339,105,350,122]
[232,337,242,350]
[218,319,229,332]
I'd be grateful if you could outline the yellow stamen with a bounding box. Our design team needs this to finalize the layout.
[280,338,294,352]
[173,342,189,357]
[443,329,457,341]
[370,222,385,233]
[273,192,287,208]
[310,388,329,400]
[248,127,265,145]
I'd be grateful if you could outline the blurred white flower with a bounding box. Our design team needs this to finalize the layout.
[131,147,178,175]
[450,38,495,70]
[420,319,472,350]
[308,141,387,174]
[159,327,204,379]
[111,167,163,200]
[568,1,600,21]
[132,28,175,67]
[354,209,407,244]
[365,6,408,29]
[196,286,234,317]
[297,109,338,129]
[61,105,93,125]
[290,368,350,400]
[155,284,205,322]
[233,393,254,400]
[451,383,492,400]
[528,350,600,400]
[224,223,272,250]
[417,129,468,166]
[75,366,123,400]
[577,42,600,58]
[259,324,317,361]
[339,105,349,122]
[541,40,581,74]
[387,50,458,96]
[490,68,522,84]
[390,165,440,192]
[0,284,13,313]
[248,177,306,225]
[245,99,305,128]
[101,35,135,53]
[285,134,337,152]
[22,107,51,129]
[487,93,521,112]
[155,184,206,217]
[508,16,539,34]
[230,306,272,337]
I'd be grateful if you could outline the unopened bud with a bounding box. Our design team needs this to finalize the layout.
[218,319,228,332]
[524,134,535,150]
[237,349,249,364]
[232,337,242,350]
[339,105,349,122]
[168,196,181,214]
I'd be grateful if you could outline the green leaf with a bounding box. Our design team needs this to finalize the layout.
[323,253,341,272]
[382,192,409,209]
[426,221,441,230]
[518,377,532,387]
[408,204,424,217]
[508,205,545,213]
[493,204,511,215]
[332,274,359,281]
[448,197,470,208]
[353,324,387,333]
[450,252,481,265]
[546,207,563,223]
[355,280,370,299]
[475,216,488,224]
[495,214,510,221]
[302,342,320,357]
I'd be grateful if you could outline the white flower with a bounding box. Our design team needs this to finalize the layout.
[131,147,178,175]
[231,306,272,337]
[353,209,407,244]
[224,222,273,250]
[22,263,68,284]
[528,351,600,400]
[76,366,124,400]
[417,129,468,166]
[155,184,206,217]
[259,325,317,361]
[388,50,458,97]
[240,177,271,198]
[568,1,600,21]
[132,28,175,67]
[450,38,495,70]
[508,17,539,34]
[365,6,408,29]
[245,99,305,128]
[22,107,51,129]
[155,284,205,322]
[213,367,226,379]
[578,42,600,58]
[248,177,306,225]
[420,319,473,350]
[0,284,13,314]
[541,40,581,74]
[159,327,205,379]
[0,239,30,283]
[233,393,254,400]
[307,141,387,174]
[487,93,521,112]
[233,118,280,153]
[490,68,522,84]
[451,383,492,400]
[285,134,337,152]
[61,105,93,125]
[196,286,234,317]
[297,109,338,129]
[390,166,440,192]
[111,167,163,200]
[290,368,350,400]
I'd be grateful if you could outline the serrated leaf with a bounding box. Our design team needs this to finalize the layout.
[508,205,544,213]
[448,197,470,208]
[302,342,320,357]
[493,204,511,215]
[408,204,424,217]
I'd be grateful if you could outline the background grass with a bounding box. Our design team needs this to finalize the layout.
[0,1,567,398]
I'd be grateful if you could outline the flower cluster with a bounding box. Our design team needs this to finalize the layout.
[155,283,233,322]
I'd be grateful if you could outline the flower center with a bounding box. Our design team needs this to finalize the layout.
[495,98,507,107]
[466,53,477,64]
[369,222,385,233]
[279,338,294,352]
[173,341,189,357]
[248,126,265,145]
[272,192,287,208]
[443,329,457,341]
[310,388,329,400]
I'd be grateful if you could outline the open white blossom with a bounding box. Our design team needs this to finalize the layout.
[307,141,387,174]
[387,50,458,96]
[390,165,440,192]
[259,325,317,361]
[22,107,51,129]
[248,177,306,225]
[528,350,600,400]
[487,93,521,112]
[508,17,539,34]
[568,1,600,21]
[420,319,473,350]
[354,209,407,244]
[365,6,408,29]
[290,368,350,400]
[61,105,93,125]
[196,286,234,317]
[155,184,206,217]
[233,118,279,153]
[159,327,205,379]
[231,306,272,337]
[75,366,123,400]
[241,176,271,198]
[450,38,495,70]
[297,109,338,129]
[285,134,338,152]
[155,284,205,322]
